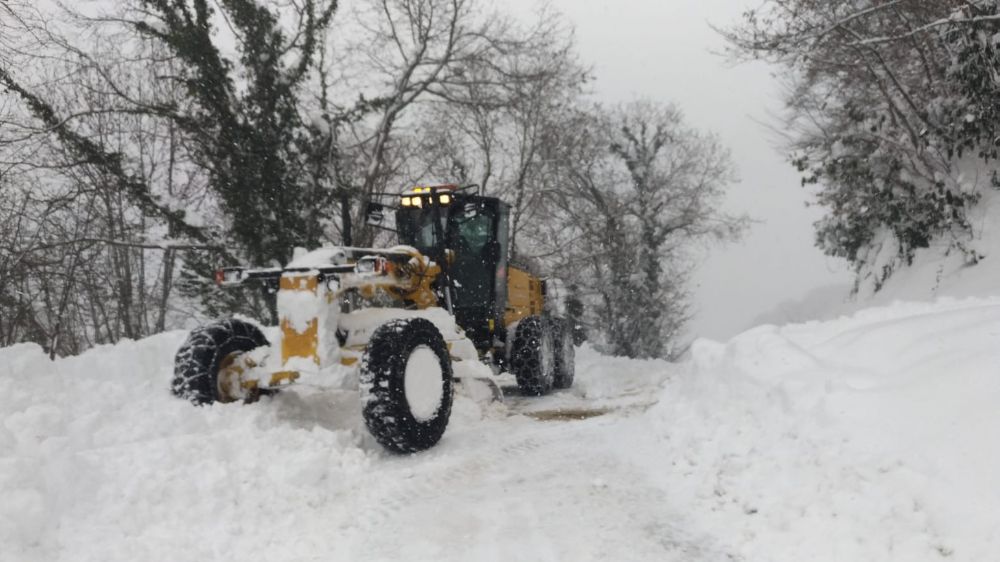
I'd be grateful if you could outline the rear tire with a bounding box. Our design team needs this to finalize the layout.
[360,318,454,454]
[552,318,575,389]
[172,319,269,405]
[511,316,555,396]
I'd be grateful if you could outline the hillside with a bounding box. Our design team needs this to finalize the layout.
[757,189,1000,330]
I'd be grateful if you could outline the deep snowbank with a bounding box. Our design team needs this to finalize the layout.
[0,332,374,561]
[4,298,1000,561]
[0,332,673,562]
[628,297,1000,561]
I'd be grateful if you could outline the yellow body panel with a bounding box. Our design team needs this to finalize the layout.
[276,253,442,374]
[280,275,321,367]
[280,274,318,292]
[266,371,300,386]
[395,259,441,309]
[218,351,300,399]
[504,266,544,327]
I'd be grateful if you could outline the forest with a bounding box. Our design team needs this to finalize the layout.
[7,0,999,359]
[0,0,743,359]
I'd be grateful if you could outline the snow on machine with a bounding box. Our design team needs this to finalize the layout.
[172,184,575,453]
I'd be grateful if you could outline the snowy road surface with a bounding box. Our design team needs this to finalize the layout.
[4,297,1000,561]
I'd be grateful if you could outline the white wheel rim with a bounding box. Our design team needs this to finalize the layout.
[563,332,574,370]
[541,334,555,380]
[217,351,245,403]
[404,345,445,422]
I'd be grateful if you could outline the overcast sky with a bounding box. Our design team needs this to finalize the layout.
[509,0,854,340]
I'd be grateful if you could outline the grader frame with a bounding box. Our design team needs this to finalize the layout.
[172,184,574,454]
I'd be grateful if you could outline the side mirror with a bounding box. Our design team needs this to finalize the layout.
[365,202,386,227]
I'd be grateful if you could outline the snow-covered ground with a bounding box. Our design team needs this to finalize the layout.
[4,297,1000,561]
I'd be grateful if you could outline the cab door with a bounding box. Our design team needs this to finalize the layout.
[446,197,509,351]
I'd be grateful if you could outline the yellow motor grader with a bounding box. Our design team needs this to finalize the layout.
[172,184,575,453]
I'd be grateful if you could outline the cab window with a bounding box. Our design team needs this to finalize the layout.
[454,213,492,255]
[396,207,442,255]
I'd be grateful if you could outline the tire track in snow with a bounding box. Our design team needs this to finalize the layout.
[345,408,736,561]
[346,429,558,547]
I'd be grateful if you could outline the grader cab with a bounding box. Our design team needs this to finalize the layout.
[172,184,575,453]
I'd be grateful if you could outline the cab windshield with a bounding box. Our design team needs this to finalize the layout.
[396,206,445,256]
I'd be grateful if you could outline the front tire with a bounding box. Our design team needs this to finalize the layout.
[511,316,555,396]
[360,318,454,454]
[172,318,269,405]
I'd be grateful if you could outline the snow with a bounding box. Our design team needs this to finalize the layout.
[286,246,349,269]
[4,298,1000,560]
[275,276,326,334]
[340,307,480,361]
[634,298,1000,561]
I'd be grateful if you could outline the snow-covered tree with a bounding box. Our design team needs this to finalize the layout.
[722,0,992,292]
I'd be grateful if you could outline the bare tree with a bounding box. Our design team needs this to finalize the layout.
[341,0,570,243]
[0,4,228,354]
[543,102,745,359]
[406,10,584,250]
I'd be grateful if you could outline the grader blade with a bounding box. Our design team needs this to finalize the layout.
[454,375,504,403]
